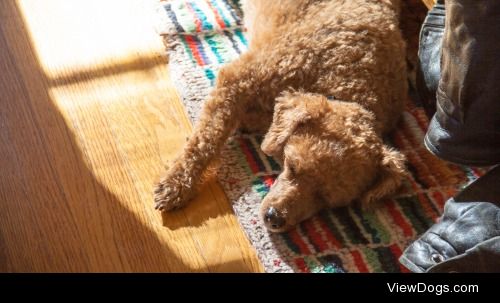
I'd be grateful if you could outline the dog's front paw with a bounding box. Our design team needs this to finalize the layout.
[154,170,193,211]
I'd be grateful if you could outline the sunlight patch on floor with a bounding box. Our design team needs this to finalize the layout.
[16,0,165,77]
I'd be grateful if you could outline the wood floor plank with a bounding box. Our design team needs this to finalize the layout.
[422,0,436,9]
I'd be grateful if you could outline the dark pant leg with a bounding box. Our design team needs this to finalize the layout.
[416,0,445,118]
[424,0,500,166]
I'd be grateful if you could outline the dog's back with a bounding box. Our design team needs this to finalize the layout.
[243,0,407,134]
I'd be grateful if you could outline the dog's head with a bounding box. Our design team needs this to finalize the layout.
[260,92,406,232]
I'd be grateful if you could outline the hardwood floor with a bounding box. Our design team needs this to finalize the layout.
[0,0,263,272]
[422,0,437,9]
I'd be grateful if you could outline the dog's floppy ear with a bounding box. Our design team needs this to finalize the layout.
[360,145,407,208]
[261,92,323,157]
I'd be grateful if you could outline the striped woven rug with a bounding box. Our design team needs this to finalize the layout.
[156,0,483,272]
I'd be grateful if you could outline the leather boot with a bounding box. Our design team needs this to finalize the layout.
[399,165,500,273]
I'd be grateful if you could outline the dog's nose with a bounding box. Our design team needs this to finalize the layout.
[264,207,286,230]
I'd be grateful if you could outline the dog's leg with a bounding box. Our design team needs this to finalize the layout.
[154,35,316,210]
[154,90,240,210]
[154,58,260,211]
